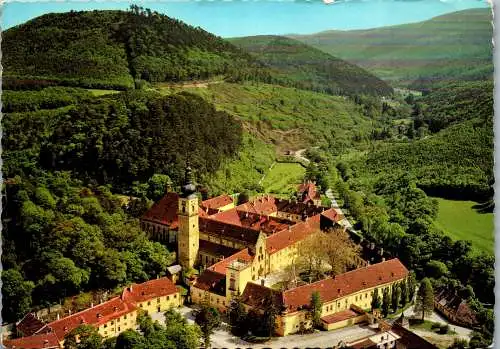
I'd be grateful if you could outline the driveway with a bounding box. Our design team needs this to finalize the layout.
[325,188,353,229]
[404,305,472,339]
[211,324,377,349]
[153,306,378,349]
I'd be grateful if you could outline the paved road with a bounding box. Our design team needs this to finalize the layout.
[325,188,353,229]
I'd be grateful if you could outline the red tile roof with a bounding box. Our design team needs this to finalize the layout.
[43,297,136,340]
[265,214,321,254]
[236,196,277,215]
[297,181,320,204]
[141,192,179,226]
[321,309,360,324]
[201,195,233,210]
[208,248,254,274]
[3,332,60,349]
[349,338,377,349]
[282,259,408,313]
[199,218,261,245]
[211,209,293,235]
[240,283,285,310]
[121,277,179,304]
[16,313,45,337]
[193,269,226,296]
[321,208,339,223]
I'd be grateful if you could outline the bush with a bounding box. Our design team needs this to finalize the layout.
[439,324,450,334]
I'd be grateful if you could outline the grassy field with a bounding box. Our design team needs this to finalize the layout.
[261,162,306,195]
[87,89,121,96]
[433,197,494,255]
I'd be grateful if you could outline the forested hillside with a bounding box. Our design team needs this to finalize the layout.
[229,35,393,96]
[3,6,259,89]
[291,9,493,89]
[4,89,242,191]
[345,81,493,201]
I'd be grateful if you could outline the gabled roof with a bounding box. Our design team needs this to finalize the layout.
[201,195,233,210]
[199,218,260,245]
[208,248,254,275]
[236,196,277,216]
[193,269,226,296]
[199,239,240,259]
[434,287,478,326]
[141,192,179,226]
[321,308,362,324]
[41,297,136,341]
[16,313,45,337]
[210,209,293,235]
[297,181,321,204]
[3,332,60,349]
[265,214,321,254]
[320,208,339,223]
[240,283,285,310]
[121,277,179,304]
[282,259,408,313]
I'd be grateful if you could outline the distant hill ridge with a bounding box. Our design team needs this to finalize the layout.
[3,7,392,96]
[290,8,493,89]
[229,35,393,96]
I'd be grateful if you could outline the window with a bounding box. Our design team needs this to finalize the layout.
[147,301,151,306]
[104,324,108,328]
[111,321,114,325]
[104,331,107,336]
[124,315,127,320]
[118,327,121,332]
[157,298,161,303]
[174,294,177,298]
[167,296,170,301]
[140,304,143,308]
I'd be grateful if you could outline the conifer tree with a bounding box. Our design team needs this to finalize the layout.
[414,278,434,321]
[392,285,402,312]
[382,288,391,317]
[371,288,381,311]
[309,291,323,329]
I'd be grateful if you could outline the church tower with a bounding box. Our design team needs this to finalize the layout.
[177,166,199,270]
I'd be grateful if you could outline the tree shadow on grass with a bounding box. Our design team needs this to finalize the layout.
[472,200,494,214]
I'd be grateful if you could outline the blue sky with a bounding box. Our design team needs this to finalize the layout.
[2,0,491,37]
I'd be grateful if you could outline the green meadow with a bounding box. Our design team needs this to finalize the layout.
[433,197,494,255]
[262,162,306,195]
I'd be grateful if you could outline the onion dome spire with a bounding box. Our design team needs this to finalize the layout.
[181,164,197,198]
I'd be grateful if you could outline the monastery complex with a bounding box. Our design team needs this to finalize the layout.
[6,167,414,348]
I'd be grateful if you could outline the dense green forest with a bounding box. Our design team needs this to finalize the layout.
[352,81,493,201]
[2,172,175,322]
[3,6,392,97]
[229,35,393,96]
[3,6,257,89]
[4,89,243,191]
[291,8,493,89]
